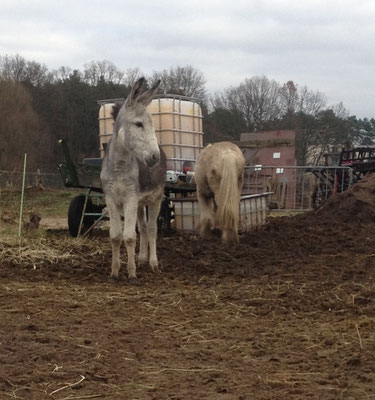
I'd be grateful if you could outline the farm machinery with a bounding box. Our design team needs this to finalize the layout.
[311,146,375,207]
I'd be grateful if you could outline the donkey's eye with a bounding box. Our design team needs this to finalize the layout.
[135,122,143,128]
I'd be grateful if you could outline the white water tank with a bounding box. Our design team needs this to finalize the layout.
[98,95,204,172]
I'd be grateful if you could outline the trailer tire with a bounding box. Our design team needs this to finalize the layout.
[68,195,96,237]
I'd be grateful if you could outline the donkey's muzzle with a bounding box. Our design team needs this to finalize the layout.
[145,151,160,168]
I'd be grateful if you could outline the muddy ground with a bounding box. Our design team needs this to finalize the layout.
[1,176,375,399]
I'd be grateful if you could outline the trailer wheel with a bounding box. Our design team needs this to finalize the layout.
[68,195,96,237]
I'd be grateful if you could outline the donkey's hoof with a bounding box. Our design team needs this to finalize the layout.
[108,275,120,284]
[150,263,161,274]
[128,276,139,286]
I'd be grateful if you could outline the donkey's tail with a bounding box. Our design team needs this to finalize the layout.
[216,152,242,242]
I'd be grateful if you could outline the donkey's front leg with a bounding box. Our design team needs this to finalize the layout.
[147,198,162,273]
[123,195,139,284]
[137,206,148,265]
[106,197,122,280]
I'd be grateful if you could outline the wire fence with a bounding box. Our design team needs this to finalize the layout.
[0,170,65,190]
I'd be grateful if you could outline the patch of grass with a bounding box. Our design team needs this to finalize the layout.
[0,187,108,240]
[0,187,83,218]
[29,188,85,217]
[0,223,18,238]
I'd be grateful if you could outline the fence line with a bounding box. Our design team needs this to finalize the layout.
[1,166,355,212]
[243,165,354,211]
[0,170,65,190]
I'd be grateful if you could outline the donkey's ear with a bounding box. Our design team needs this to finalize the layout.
[126,77,146,106]
[137,80,161,106]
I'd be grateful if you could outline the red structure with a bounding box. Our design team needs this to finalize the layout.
[238,130,297,209]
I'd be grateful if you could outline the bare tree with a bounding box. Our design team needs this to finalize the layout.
[148,65,206,99]
[0,54,52,86]
[52,66,73,82]
[123,67,143,87]
[298,86,327,116]
[278,80,328,118]
[23,61,52,86]
[210,88,239,111]
[83,60,124,85]
[279,80,299,114]
[148,69,170,93]
[0,54,27,81]
[233,76,282,131]
[330,101,349,119]
[170,65,206,98]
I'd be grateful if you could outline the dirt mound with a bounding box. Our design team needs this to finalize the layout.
[316,173,375,223]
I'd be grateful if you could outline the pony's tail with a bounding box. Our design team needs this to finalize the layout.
[216,153,241,242]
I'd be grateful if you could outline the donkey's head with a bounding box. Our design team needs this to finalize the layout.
[116,77,161,167]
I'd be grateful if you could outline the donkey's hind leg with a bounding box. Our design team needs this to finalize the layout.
[147,198,162,273]
[106,197,122,280]
[197,191,215,238]
[137,206,148,265]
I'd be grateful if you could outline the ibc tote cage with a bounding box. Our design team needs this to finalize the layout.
[97,94,204,176]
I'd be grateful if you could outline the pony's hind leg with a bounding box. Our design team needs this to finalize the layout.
[147,198,162,273]
[106,197,122,280]
[222,228,238,244]
[197,191,215,238]
[137,206,148,265]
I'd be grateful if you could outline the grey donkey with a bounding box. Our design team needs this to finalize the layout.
[100,78,166,284]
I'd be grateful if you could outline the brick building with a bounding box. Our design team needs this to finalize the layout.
[238,130,297,209]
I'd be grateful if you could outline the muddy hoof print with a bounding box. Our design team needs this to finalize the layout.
[128,277,139,286]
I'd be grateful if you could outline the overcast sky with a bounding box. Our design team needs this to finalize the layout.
[0,0,374,118]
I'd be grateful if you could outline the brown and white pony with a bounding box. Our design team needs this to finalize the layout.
[100,78,166,284]
[195,141,245,243]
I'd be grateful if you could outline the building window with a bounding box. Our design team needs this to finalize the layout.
[273,152,281,159]
[276,168,284,174]
[254,164,262,171]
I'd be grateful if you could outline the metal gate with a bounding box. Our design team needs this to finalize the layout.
[243,165,354,211]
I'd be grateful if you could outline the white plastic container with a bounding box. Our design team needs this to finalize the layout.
[173,193,271,233]
[98,95,204,171]
[98,103,115,158]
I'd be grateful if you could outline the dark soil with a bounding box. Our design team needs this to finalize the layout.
[1,176,375,399]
